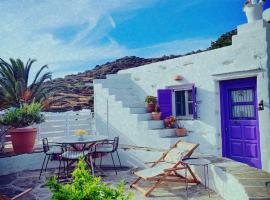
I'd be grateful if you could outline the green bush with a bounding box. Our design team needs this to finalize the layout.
[0,102,45,128]
[47,157,133,200]
[145,96,157,104]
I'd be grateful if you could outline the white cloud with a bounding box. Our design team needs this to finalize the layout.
[131,38,213,58]
[0,0,143,76]
[0,0,211,79]
[108,16,116,29]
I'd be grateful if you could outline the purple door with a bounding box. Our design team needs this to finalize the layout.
[220,77,261,169]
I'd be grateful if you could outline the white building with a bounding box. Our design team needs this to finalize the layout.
[94,2,270,174]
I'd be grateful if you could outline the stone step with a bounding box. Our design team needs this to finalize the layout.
[148,128,176,138]
[140,120,164,129]
[128,107,147,114]
[106,73,131,80]
[122,101,145,108]
[101,81,133,89]
[112,94,140,102]
[132,113,152,121]
[108,88,136,95]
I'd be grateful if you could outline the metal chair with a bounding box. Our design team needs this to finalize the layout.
[93,136,122,175]
[60,144,95,177]
[39,138,62,179]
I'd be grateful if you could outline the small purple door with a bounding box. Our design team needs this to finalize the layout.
[220,77,261,168]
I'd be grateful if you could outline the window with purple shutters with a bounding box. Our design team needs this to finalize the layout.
[160,84,197,120]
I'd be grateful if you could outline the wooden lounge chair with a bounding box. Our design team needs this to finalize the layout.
[130,140,200,197]
[0,188,32,200]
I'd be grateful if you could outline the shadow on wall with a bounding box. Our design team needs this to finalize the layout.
[95,113,135,146]
[163,86,221,156]
[95,113,154,168]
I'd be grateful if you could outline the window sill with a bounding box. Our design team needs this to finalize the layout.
[176,117,195,121]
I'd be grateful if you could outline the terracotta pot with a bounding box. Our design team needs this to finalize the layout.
[152,112,162,120]
[147,103,155,113]
[175,128,187,137]
[9,127,37,154]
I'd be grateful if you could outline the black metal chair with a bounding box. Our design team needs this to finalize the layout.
[93,136,122,175]
[60,144,95,177]
[39,138,63,179]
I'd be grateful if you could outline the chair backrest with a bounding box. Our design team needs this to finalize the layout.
[42,138,49,153]
[164,141,199,163]
[112,136,119,152]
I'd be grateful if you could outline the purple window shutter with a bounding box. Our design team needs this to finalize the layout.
[158,89,172,119]
[192,85,197,119]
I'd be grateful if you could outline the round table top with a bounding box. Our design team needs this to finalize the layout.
[53,135,108,144]
[182,158,211,166]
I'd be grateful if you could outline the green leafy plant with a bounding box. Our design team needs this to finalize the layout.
[0,58,52,109]
[153,105,161,113]
[145,96,157,104]
[47,157,133,200]
[0,102,45,128]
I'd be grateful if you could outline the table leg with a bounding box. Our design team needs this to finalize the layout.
[185,165,188,199]
[204,165,207,189]
[206,164,210,198]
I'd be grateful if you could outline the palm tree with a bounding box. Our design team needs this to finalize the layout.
[0,58,52,109]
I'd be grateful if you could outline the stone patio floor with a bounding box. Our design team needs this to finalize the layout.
[0,166,222,200]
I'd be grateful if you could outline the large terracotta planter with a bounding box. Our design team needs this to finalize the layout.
[147,103,155,113]
[175,128,187,137]
[9,127,37,154]
[152,112,162,120]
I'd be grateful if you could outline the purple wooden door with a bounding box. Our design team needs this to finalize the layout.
[220,77,261,169]
[157,89,172,119]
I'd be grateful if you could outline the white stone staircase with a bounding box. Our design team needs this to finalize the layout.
[94,73,179,149]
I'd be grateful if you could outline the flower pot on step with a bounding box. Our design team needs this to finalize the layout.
[9,127,37,154]
[147,103,155,113]
[152,112,162,120]
[175,128,187,137]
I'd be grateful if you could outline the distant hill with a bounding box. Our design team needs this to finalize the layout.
[44,30,237,112]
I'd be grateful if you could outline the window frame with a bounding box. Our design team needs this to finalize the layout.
[167,84,196,120]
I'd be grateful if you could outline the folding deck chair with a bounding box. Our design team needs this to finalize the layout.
[130,140,200,197]
[0,188,32,200]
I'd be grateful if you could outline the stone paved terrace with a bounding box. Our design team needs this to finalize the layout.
[1,146,270,199]
[0,167,221,200]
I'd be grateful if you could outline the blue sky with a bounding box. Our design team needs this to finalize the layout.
[0,0,263,78]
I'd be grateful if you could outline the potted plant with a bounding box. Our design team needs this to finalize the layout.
[145,96,157,113]
[243,0,265,23]
[0,102,45,154]
[152,105,162,120]
[48,157,133,200]
[164,116,176,128]
[175,121,187,137]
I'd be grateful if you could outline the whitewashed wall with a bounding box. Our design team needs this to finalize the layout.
[95,20,270,172]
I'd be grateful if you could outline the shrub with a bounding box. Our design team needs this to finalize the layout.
[47,157,133,200]
[145,96,157,104]
[0,102,44,128]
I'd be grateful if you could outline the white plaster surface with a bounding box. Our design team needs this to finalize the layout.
[94,20,270,173]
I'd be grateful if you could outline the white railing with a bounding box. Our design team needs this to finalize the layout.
[37,109,95,141]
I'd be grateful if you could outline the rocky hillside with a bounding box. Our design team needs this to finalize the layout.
[45,30,237,112]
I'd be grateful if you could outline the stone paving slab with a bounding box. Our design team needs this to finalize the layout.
[0,166,222,200]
